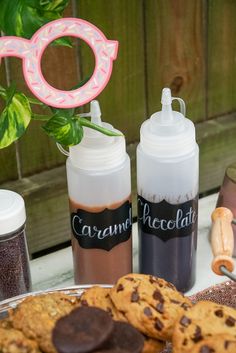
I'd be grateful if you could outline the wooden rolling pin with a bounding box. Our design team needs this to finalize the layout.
[210,207,235,281]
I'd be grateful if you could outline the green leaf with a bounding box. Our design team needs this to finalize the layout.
[49,107,75,117]
[52,36,72,48]
[27,97,45,106]
[42,114,83,146]
[0,0,70,46]
[39,0,69,13]
[0,92,31,148]
[79,117,123,137]
[5,83,16,106]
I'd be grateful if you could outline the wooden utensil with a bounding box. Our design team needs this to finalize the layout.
[210,207,236,281]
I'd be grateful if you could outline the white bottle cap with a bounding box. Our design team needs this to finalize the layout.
[0,190,26,236]
[140,88,196,157]
[69,100,126,170]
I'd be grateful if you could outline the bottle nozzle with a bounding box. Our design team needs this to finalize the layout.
[161,88,172,105]
[160,88,174,123]
[90,100,102,126]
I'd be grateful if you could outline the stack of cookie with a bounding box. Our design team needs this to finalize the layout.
[52,306,145,353]
[0,273,235,353]
[80,273,236,353]
[80,273,192,353]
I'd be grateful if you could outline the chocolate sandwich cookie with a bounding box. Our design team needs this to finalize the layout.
[80,286,127,322]
[102,321,144,353]
[52,306,114,353]
[110,273,192,341]
[172,300,236,353]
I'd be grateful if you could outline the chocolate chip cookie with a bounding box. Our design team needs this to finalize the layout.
[80,286,126,322]
[110,273,192,341]
[10,292,80,353]
[0,327,40,353]
[52,307,114,353]
[192,334,236,353]
[142,337,165,353]
[172,300,236,353]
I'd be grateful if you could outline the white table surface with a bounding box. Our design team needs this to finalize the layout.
[30,193,236,296]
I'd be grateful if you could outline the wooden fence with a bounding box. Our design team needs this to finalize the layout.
[1,0,236,257]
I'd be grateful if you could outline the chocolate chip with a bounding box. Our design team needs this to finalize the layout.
[166,282,176,290]
[153,290,164,302]
[224,341,229,349]
[156,303,164,314]
[214,309,223,317]
[149,275,158,284]
[143,307,152,317]
[154,318,164,331]
[181,303,190,311]
[183,338,188,346]
[192,326,203,343]
[117,284,124,292]
[225,316,235,327]
[180,316,191,327]
[107,307,113,316]
[199,346,214,353]
[131,291,139,303]
[81,299,88,306]
[170,299,181,304]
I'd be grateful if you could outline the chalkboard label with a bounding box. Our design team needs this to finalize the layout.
[71,201,132,251]
[138,195,198,241]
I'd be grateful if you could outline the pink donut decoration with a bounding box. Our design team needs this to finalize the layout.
[0,18,119,108]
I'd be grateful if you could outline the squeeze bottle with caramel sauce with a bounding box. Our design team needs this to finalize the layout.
[137,88,199,292]
[66,100,132,284]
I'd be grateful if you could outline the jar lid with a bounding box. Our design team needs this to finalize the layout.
[0,190,26,236]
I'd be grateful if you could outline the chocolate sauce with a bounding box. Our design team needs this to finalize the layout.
[70,198,132,284]
[138,195,198,292]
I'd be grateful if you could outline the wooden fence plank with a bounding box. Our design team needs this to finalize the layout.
[197,113,236,193]
[7,4,78,177]
[2,112,236,255]
[77,0,146,143]
[0,59,18,183]
[207,0,236,118]
[144,0,206,122]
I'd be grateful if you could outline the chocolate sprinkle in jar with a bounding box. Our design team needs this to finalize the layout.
[0,190,32,301]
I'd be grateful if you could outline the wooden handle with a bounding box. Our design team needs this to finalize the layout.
[210,207,235,275]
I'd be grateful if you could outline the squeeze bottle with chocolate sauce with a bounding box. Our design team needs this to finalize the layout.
[137,88,199,292]
[66,100,132,285]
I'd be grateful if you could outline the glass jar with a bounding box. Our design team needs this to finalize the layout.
[0,190,32,300]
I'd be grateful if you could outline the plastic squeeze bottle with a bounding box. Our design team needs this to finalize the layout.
[66,100,132,285]
[137,88,199,292]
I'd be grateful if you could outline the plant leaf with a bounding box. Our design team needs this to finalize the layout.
[42,114,83,146]
[5,83,16,106]
[0,92,31,148]
[49,107,75,117]
[0,0,70,46]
